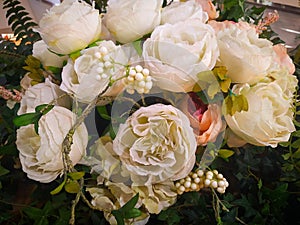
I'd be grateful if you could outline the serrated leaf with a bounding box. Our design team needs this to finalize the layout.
[64,180,80,194]
[123,208,142,219]
[67,171,85,180]
[218,149,235,159]
[13,112,41,127]
[50,179,66,195]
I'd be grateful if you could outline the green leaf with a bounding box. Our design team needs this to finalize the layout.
[291,139,300,148]
[67,171,85,180]
[64,180,80,194]
[120,193,139,213]
[218,149,235,159]
[96,105,111,120]
[258,179,263,190]
[0,165,10,176]
[112,210,124,225]
[292,149,300,159]
[13,112,41,127]
[132,40,143,56]
[123,208,142,219]
[35,104,54,115]
[282,153,291,160]
[50,179,67,195]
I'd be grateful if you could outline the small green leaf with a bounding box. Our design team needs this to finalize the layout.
[69,50,81,61]
[96,105,111,120]
[291,139,300,148]
[67,171,85,180]
[50,179,67,195]
[292,149,300,159]
[64,180,80,194]
[282,153,291,160]
[132,40,142,56]
[258,179,263,190]
[0,165,10,176]
[35,104,54,115]
[13,112,41,127]
[123,208,142,219]
[218,149,235,159]
[120,193,139,213]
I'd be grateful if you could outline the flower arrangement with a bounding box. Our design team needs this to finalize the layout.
[0,0,300,224]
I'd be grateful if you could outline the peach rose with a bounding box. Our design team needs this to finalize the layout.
[181,93,225,146]
[195,0,218,20]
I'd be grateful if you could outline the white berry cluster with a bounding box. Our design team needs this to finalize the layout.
[94,46,114,81]
[175,169,229,195]
[123,65,153,94]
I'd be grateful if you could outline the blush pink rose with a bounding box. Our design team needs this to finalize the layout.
[195,0,218,20]
[273,44,295,74]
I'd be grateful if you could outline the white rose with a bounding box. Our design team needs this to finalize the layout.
[143,19,219,92]
[103,0,163,43]
[32,40,68,68]
[60,41,128,103]
[161,0,208,24]
[38,0,102,54]
[18,78,71,115]
[210,21,275,84]
[224,82,295,147]
[16,106,88,183]
[113,104,197,185]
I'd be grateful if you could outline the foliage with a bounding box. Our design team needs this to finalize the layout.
[0,0,300,225]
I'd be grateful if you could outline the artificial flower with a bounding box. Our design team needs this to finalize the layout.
[132,182,177,214]
[180,94,225,146]
[87,182,150,225]
[18,78,71,115]
[32,40,68,68]
[37,0,102,54]
[143,19,219,92]
[60,41,127,103]
[210,20,275,84]
[103,0,163,44]
[16,106,88,183]
[161,0,208,25]
[195,0,219,20]
[272,44,296,74]
[224,82,295,147]
[113,103,197,185]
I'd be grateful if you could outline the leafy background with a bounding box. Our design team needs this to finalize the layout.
[0,0,300,224]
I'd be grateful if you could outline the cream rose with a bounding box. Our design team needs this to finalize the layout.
[180,94,225,146]
[210,21,275,84]
[60,41,128,103]
[32,40,68,68]
[113,104,197,185]
[16,106,88,183]
[143,19,219,92]
[18,78,71,115]
[87,182,149,225]
[38,0,102,54]
[103,0,163,44]
[132,182,177,214]
[224,82,295,147]
[161,0,208,24]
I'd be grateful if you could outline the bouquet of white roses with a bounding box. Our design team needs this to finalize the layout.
[6,0,298,224]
